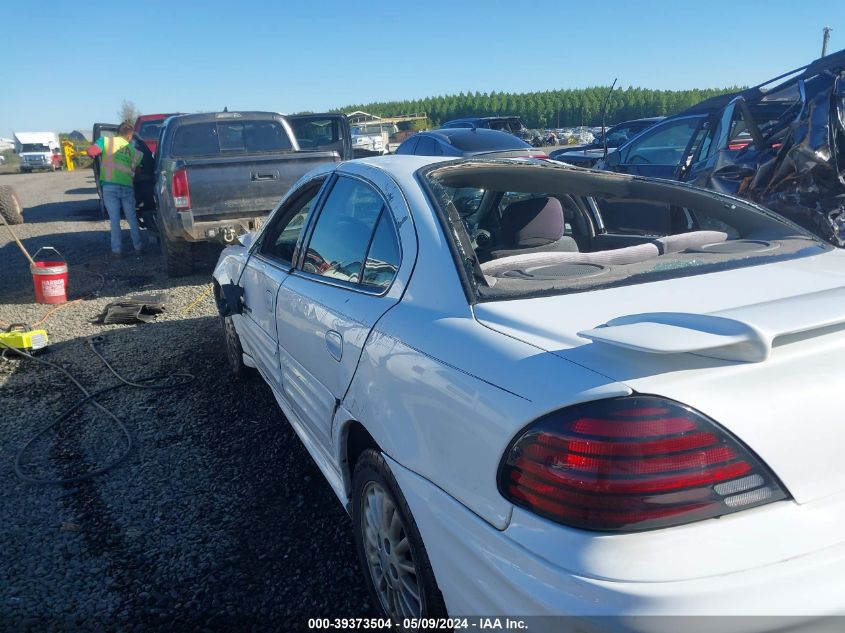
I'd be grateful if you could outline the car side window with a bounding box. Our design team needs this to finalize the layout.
[623,118,702,166]
[362,211,401,290]
[260,180,323,265]
[726,108,756,150]
[302,177,385,285]
[606,125,633,145]
[596,198,673,235]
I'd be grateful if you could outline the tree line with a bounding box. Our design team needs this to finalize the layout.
[334,85,742,129]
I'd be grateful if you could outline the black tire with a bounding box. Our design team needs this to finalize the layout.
[352,449,448,628]
[222,315,249,379]
[0,185,24,225]
[19,167,30,174]
[160,232,194,277]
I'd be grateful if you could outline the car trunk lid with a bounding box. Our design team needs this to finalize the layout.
[473,251,845,503]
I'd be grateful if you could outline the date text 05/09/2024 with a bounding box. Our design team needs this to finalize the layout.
[307,617,528,630]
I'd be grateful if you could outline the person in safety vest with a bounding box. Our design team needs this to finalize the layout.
[87,122,144,259]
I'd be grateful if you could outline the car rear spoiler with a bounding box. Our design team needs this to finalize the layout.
[578,286,845,362]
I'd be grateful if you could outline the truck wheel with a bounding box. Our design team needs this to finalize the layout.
[160,232,194,277]
[352,449,448,622]
[0,185,24,225]
[20,167,30,174]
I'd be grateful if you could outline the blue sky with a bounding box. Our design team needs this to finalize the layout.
[1,0,842,135]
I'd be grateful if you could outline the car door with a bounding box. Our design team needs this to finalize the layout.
[275,171,408,455]
[238,178,326,388]
[612,115,707,179]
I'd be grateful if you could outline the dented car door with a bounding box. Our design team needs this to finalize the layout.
[238,178,326,387]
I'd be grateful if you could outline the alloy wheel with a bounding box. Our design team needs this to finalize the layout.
[361,481,422,620]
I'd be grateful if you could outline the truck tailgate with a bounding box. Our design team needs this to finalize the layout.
[184,151,339,219]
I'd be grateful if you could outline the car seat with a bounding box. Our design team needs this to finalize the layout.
[490,196,579,259]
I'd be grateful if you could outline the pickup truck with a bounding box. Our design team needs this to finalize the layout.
[154,111,351,276]
[134,113,181,154]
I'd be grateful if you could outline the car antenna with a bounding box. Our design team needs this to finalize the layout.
[600,78,618,160]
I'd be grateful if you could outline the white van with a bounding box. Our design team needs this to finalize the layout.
[14,132,61,172]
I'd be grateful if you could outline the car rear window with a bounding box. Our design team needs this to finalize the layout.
[449,132,531,152]
[423,161,828,301]
[288,117,343,149]
[138,120,164,141]
[486,119,524,133]
[171,120,292,156]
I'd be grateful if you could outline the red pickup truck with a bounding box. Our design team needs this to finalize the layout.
[134,114,180,153]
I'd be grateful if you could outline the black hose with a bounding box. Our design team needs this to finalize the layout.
[1,335,194,485]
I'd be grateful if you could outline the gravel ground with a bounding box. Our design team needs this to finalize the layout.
[0,170,369,631]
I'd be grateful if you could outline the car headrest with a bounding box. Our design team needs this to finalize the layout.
[558,196,578,221]
[501,197,564,248]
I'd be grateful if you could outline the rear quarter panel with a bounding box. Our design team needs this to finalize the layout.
[343,309,628,529]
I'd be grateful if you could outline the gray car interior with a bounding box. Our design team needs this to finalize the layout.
[424,160,826,297]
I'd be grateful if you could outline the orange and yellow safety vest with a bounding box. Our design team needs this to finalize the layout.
[95,136,143,187]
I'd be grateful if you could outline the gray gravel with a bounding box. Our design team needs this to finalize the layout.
[0,170,369,631]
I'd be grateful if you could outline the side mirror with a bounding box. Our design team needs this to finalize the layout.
[237,232,255,249]
[604,150,622,168]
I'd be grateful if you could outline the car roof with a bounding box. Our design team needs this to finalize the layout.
[338,155,766,210]
[613,116,664,125]
[419,128,531,151]
[680,47,845,116]
[135,113,180,122]
[166,111,284,126]
[328,155,807,232]
[443,116,523,124]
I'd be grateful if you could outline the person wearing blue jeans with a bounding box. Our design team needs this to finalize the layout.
[102,183,143,257]
[87,121,145,259]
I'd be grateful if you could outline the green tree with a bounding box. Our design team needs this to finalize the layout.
[331,86,738,128]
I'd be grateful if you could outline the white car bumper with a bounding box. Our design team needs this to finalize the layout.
[387,455,845,632]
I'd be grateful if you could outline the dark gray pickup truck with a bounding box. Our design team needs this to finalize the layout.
[154,111,351,276]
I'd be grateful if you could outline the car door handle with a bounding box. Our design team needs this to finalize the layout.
[325,330,343,362]
[251,171,279,181]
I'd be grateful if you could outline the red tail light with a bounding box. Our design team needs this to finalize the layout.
[499,396,787,532]
[172,169,191,211]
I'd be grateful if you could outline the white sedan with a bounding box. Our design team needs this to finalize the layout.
[212,155,845,630]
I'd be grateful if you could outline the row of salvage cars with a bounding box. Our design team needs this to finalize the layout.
[595,49,845,246]
[213,50,845,631]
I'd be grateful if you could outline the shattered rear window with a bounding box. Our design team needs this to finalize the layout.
[421,160,829,301]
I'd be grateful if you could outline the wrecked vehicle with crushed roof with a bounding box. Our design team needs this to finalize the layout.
[597,48,845,246]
